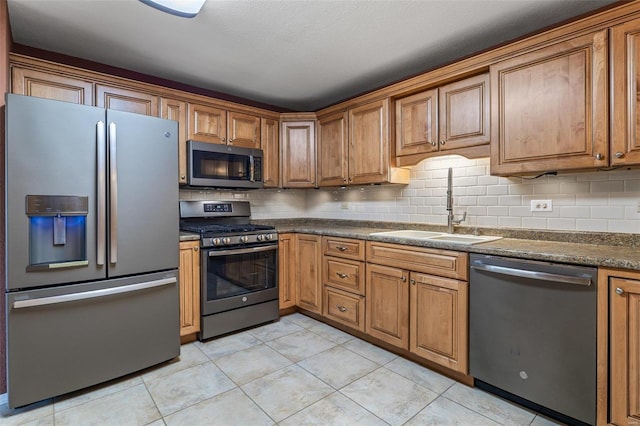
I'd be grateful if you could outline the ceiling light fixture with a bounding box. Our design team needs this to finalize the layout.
[139,0,206,18]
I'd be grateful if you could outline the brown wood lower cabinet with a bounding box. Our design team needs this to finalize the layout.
[365,263,410,349]
[278,233,296,310]
[295,234,323,313]
[366,241,469,373]
[410,272,468,373]
[610,275,640,425]
[178,240,201,341]
[324,286,365,332]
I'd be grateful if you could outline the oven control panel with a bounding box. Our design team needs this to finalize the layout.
[204,203,232,213]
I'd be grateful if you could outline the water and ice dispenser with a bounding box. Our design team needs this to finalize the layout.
[26,195,89,271]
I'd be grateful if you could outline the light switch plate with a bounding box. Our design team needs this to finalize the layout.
[531,199,553,212]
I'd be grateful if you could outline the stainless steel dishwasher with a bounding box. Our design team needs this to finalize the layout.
[469,254,597,426]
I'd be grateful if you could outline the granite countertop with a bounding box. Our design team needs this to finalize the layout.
[179,231,200,242]
[256,219,640,271]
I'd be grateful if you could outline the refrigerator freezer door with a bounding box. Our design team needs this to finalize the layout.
[6,270,180,408]
[5,94,106,290]
[106,109,179,278]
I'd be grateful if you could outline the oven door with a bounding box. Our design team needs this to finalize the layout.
[202,244,278,315]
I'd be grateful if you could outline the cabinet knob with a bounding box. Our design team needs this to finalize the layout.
[343,178,347,182]
[440,140,446,145]
[615,151,624,158]
[616,287,624,295]
[193,246,199,252]
[595,153,604,160]
[229,139,234,143]
[410,278,415,285]
[221,137,226,142]
[401,276,407,282]
[180,175,186,180]
[430,141,437,147]
[337,305,348,312]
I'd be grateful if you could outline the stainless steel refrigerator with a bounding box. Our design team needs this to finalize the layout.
[4,93,180,408]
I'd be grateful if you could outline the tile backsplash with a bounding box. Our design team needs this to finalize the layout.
[180,155,640,234]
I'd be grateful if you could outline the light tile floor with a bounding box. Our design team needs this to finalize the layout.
[0,313,564,425]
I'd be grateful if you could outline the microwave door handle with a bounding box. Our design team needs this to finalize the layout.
[96,121,106,266]
[249,155,255,182]
[109,122,118,264]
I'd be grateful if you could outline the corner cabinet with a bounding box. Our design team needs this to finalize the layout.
[611,17,640,166]
[178,241,201,341]
[261,118,280,188]
[281,120,317,188]
[490,30,608,175]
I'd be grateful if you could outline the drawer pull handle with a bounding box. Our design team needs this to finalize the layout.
[337,305,348,312]
[336,246,348,252]
[336,272,349,279]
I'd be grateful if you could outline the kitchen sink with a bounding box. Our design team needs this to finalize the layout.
[426,234,503,245]
[368,230,446,239]
[369,230,502,245]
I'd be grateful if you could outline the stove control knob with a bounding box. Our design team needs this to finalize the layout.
[265,234,273,241]
[240,235,249,243]
[257,234,264,242]
[222,237,231,245]
[213,238,221,246]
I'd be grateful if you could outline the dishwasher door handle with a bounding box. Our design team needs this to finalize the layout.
[470,263,592,286]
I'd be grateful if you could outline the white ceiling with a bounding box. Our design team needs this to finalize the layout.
[7,0,619,111]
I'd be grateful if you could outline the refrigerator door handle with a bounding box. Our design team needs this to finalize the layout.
[12,277,177,309]
[109,122,118,264]
[97,121,106,266]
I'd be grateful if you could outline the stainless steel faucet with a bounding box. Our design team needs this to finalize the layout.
[446,167,466,234]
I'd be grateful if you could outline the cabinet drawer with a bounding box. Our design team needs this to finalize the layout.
[366,241,468,280]
[323,256,365,295]
[323,286,365,332]
[323,237,365,261]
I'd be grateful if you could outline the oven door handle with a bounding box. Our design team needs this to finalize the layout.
[207,245,277,257]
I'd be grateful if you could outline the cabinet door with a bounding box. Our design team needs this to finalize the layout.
[228,111,261,149]
[439,73,489,150]
[610,277,640,425]
[281,121,316,188]
[261,118,280,188]
[188,103,227,144]
[278,233,296,310]
[179,241,201,338]
[96,84,159,116]
[365,263,409,349]
[11,66,93,105]
[317,112,349,186]
[395,89,438,156]
[611,18,640,166]
[349,99,390,185]
[410,272,468,373]
[296,234,322,313]
[161,98,187,184]
[490,30,608,175]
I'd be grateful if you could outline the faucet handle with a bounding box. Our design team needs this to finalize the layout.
[452,211,467,225]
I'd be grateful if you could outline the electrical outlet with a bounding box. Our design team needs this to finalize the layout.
[531,200,553,212]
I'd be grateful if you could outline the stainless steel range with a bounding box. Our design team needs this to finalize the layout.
[179,200,279,340]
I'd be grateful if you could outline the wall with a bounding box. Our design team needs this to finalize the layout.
[181,155,640,234]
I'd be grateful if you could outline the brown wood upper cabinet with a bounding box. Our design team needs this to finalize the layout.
[161,98,188,184]
[261,117,280,188]
[11,66,94,105]
[395,73,489,158]
[281,120,317,188]
[317,112,349,186]
[188,103,261,149]
[490,30,608,175]
[611,17,640,167]
[96,84,159,116]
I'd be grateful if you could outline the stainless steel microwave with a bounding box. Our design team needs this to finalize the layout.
[186,140,264,189]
